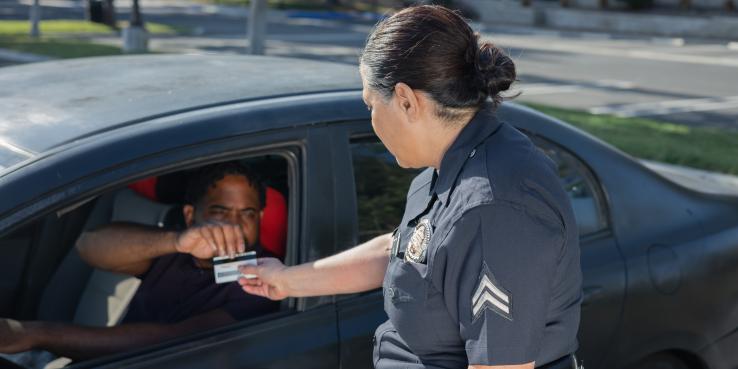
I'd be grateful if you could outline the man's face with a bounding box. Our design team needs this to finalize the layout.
[184,174,263,249]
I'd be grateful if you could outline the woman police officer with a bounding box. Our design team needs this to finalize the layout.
[238,5,582,369]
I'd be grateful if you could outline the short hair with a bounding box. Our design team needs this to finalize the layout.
[184,162,266,209]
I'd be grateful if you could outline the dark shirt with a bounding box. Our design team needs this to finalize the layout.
[373,103,582,368]
[122,248,279,324]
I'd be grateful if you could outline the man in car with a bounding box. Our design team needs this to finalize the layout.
[0,162,278,363]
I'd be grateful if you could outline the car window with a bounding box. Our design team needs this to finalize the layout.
[0,154,295,364]
[351,135,608,239]
[351,139,421,243]
[528,135,609,236]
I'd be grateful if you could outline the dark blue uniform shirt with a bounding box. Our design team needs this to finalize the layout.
[373,104,582,368]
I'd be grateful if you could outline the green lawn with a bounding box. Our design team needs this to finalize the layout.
[0,20,186,59]
[0,35,123,58]
[526,103,738,175]
[0,20,184,35]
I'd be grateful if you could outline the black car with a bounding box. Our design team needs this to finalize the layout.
[1,55,737,369]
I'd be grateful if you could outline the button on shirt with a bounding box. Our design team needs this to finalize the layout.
[373,104,582,368]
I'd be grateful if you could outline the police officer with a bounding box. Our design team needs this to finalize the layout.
[239,5,582,369]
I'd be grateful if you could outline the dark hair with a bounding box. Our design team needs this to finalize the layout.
[360,5,516,120]
[184,162,266,209]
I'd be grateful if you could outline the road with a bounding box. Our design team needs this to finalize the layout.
[1,0,737,129]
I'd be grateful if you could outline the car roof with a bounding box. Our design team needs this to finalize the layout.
[0,54,362,168]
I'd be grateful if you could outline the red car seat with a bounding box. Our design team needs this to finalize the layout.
[128,178,287,259]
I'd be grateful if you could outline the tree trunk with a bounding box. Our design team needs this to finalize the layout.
[130,0,143,28]
[726,0,735,11]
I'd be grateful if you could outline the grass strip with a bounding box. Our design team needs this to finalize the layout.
[0,20,185,36]
[0,35,123,58]
[526,103,738,175]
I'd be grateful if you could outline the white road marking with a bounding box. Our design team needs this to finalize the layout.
[589,95,738,117]
[486,34,738,68]
[515,79,636,96]
[515,83,583,96]
[592,79,637,89]
[650,37,685,46]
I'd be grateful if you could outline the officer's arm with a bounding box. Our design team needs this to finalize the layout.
[239,233,391,299]
[469,363,534,369]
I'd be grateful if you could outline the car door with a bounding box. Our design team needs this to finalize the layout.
[0,114,343,368]
[326,121,420,369]
[332,121,627,369]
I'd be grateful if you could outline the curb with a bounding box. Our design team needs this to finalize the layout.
[0,48,53,63]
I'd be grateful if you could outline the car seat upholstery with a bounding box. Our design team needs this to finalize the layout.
[72,189,173,327]
[38,189,173,328]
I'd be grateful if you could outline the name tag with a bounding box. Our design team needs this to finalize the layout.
[213,251,257,284]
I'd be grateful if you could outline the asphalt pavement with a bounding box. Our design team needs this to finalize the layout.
[1,0,738,130]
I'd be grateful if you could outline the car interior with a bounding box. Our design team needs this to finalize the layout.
[0,155,292,369]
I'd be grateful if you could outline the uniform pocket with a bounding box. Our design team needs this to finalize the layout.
[373,321,394,368]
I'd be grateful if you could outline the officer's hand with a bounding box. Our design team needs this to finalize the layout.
[175,222,246,259]
[238,258,289,301]
[0,318,33,354]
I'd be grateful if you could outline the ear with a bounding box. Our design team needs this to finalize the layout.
[394,82,421,121]
[183,205,195,227]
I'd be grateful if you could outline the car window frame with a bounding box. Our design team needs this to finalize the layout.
[522,130,613,241]
[0,127,337,367]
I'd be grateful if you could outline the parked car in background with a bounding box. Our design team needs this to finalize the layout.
[0,55,737,369]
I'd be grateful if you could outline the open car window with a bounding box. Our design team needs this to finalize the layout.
[0,154,295,368]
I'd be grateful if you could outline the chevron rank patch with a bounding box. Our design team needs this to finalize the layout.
[472,263,513,321]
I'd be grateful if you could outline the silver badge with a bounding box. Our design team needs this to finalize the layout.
[405,219,431,263]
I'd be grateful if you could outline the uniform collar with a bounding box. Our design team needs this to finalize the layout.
[430,103,502,206]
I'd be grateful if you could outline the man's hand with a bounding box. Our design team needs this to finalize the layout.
[238,258,289,301]
[0,319,34,354]
[175,223,246,259]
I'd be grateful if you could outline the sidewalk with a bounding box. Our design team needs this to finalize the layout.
[462,0,738,40]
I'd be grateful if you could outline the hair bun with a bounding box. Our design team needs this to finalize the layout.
[475,42,516,104]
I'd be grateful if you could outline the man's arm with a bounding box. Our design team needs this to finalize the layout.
[239,233,392,300]
[76,222,246,276]
[0,310,233,361]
